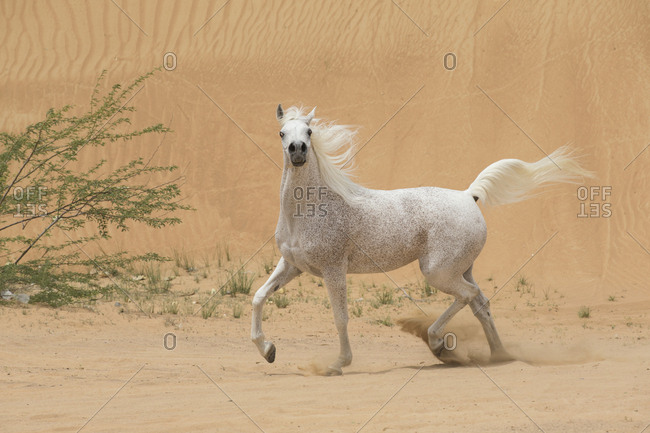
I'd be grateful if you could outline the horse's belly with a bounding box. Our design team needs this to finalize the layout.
[348,236,421,274]
[346,247,420,274]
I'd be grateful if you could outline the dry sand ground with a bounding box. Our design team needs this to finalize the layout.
[2,270,650,433]
[1,1,649,432]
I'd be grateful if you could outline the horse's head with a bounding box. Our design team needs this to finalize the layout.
[276,104,315,167]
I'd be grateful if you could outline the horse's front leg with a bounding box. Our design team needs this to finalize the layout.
[251,257,301,363]
[323,268,352,376]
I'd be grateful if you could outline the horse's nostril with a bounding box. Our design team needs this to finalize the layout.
[301,143,307,153]
[288,143,295,152]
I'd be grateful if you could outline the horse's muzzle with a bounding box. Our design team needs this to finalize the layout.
[289,142,307,166]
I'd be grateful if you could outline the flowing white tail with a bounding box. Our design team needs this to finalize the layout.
[467,146,593,206]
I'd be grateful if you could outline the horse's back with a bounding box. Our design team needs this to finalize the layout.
[345,187,486,274]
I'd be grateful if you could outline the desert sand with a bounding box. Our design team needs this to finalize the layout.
[1,1,649,432]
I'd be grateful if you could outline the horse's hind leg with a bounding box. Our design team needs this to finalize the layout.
[424,278,477,359]
[464,267,511,361]
[251,257,301,363]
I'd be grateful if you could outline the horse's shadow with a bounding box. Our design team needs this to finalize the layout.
[343,358,518,376]
[265,358,517,378]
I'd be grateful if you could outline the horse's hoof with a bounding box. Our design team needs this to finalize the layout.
[436,349,464,365]
[429,339,464,365]
[325,365,343,376]
[264,344,276,363]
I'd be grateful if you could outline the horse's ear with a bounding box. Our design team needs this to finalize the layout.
[276,104,284,122]
[306,107,316,124]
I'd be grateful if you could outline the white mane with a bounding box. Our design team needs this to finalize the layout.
[280,106,364,203]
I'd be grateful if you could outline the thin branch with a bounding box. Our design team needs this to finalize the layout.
[14,212,66,264]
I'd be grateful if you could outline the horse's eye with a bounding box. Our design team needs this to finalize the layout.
[307,128,312,136]
[279,131,284,138]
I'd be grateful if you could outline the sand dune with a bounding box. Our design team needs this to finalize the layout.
[2,0,647,295]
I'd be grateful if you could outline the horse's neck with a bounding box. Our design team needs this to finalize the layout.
[279,159,326,214]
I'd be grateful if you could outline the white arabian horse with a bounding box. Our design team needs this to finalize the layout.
[251,105,590,375]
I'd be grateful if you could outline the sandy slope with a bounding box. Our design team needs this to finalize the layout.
[1,1,649,432]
